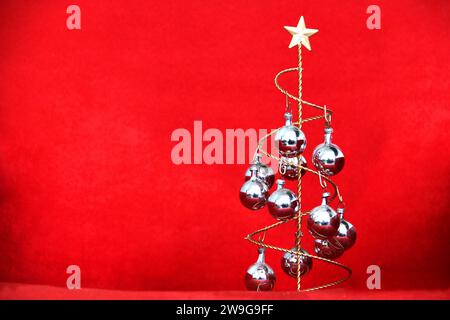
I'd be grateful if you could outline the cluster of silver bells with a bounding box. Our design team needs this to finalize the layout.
[245,247,313,291]
[241,112,355,291]
[240,111,346,218]
[275,112,345,176]
[308,192,357,256]
[244,192,357,291]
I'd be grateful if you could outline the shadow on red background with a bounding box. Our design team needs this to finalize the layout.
[0,0,449,294]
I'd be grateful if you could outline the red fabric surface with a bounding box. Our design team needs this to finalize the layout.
[0,283,449,300]
[0,0,449,295]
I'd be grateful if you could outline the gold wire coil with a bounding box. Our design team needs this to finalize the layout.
[274,67,333,117]
[245,67,351,291]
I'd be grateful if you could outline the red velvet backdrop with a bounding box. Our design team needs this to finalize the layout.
[0,0,449,292]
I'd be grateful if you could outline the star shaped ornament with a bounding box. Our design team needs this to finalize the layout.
[284,16,318,50]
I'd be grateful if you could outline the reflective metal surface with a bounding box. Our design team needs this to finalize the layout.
[312,127,344,176]
[275,113,307,157]
[314,239,344,260]
[240,168,268,210]
[267,179,299,220]
[245,248,276,291]
[330,218,356,250]
[244,154,275,188]
[281,248,313,278]
[307,192,340,239]
[279,155,307,180]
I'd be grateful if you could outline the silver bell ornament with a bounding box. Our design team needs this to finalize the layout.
[244,154,275,189]
[279,155,307,180]
[307,192,340,239]
[245,247,276,291]
[239,168,268,210]
[330,207,357,250]
[281,248,313,278]
[275,112,307,158]
[312,127,345,176]
[267,179,299,220]
[314,239,344,260]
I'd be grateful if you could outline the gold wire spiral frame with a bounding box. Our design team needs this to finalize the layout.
[244,67,352,291]
[275,67,333,116]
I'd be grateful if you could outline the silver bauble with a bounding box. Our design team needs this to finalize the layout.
[281,248,313,278]
[312,127,345,176]
[275,112,307,158]
[244,154,275,189]
[279,156,307,180]
[239,168,268,210]
[245,248,276,291]
[267,179,299,220]
[330,208,357,250]
[314,239,344,260]
[307,192,340,239]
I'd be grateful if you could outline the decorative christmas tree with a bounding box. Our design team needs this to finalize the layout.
[240,16,356,292]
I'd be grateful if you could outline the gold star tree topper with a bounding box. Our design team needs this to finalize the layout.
[284,16,318,50]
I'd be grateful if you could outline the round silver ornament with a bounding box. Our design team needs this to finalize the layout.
[330,208,357,250]
[279,155,307,180]
[239,168,268,210]
[314,239,344,260]
[245,247,276,291]
[281,248,313,278]
[267,179,299,220]
[307,192,340,239]
[312,127,345,176]
[244,154,275,189]
[275,112,307,158]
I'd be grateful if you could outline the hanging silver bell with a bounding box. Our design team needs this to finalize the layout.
[307,192,340,239]
[245,247,276,291]
[279,155,307,180]
[281,248,313,278]
[330,207,357,250]
[275,112,307,158]
[239,168,268,210]
[314,239,344,260]
[267,179,299,220]
[244,153,275,189]
[312,127,344,176]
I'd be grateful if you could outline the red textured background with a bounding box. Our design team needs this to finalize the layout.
[0,0,449,294]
